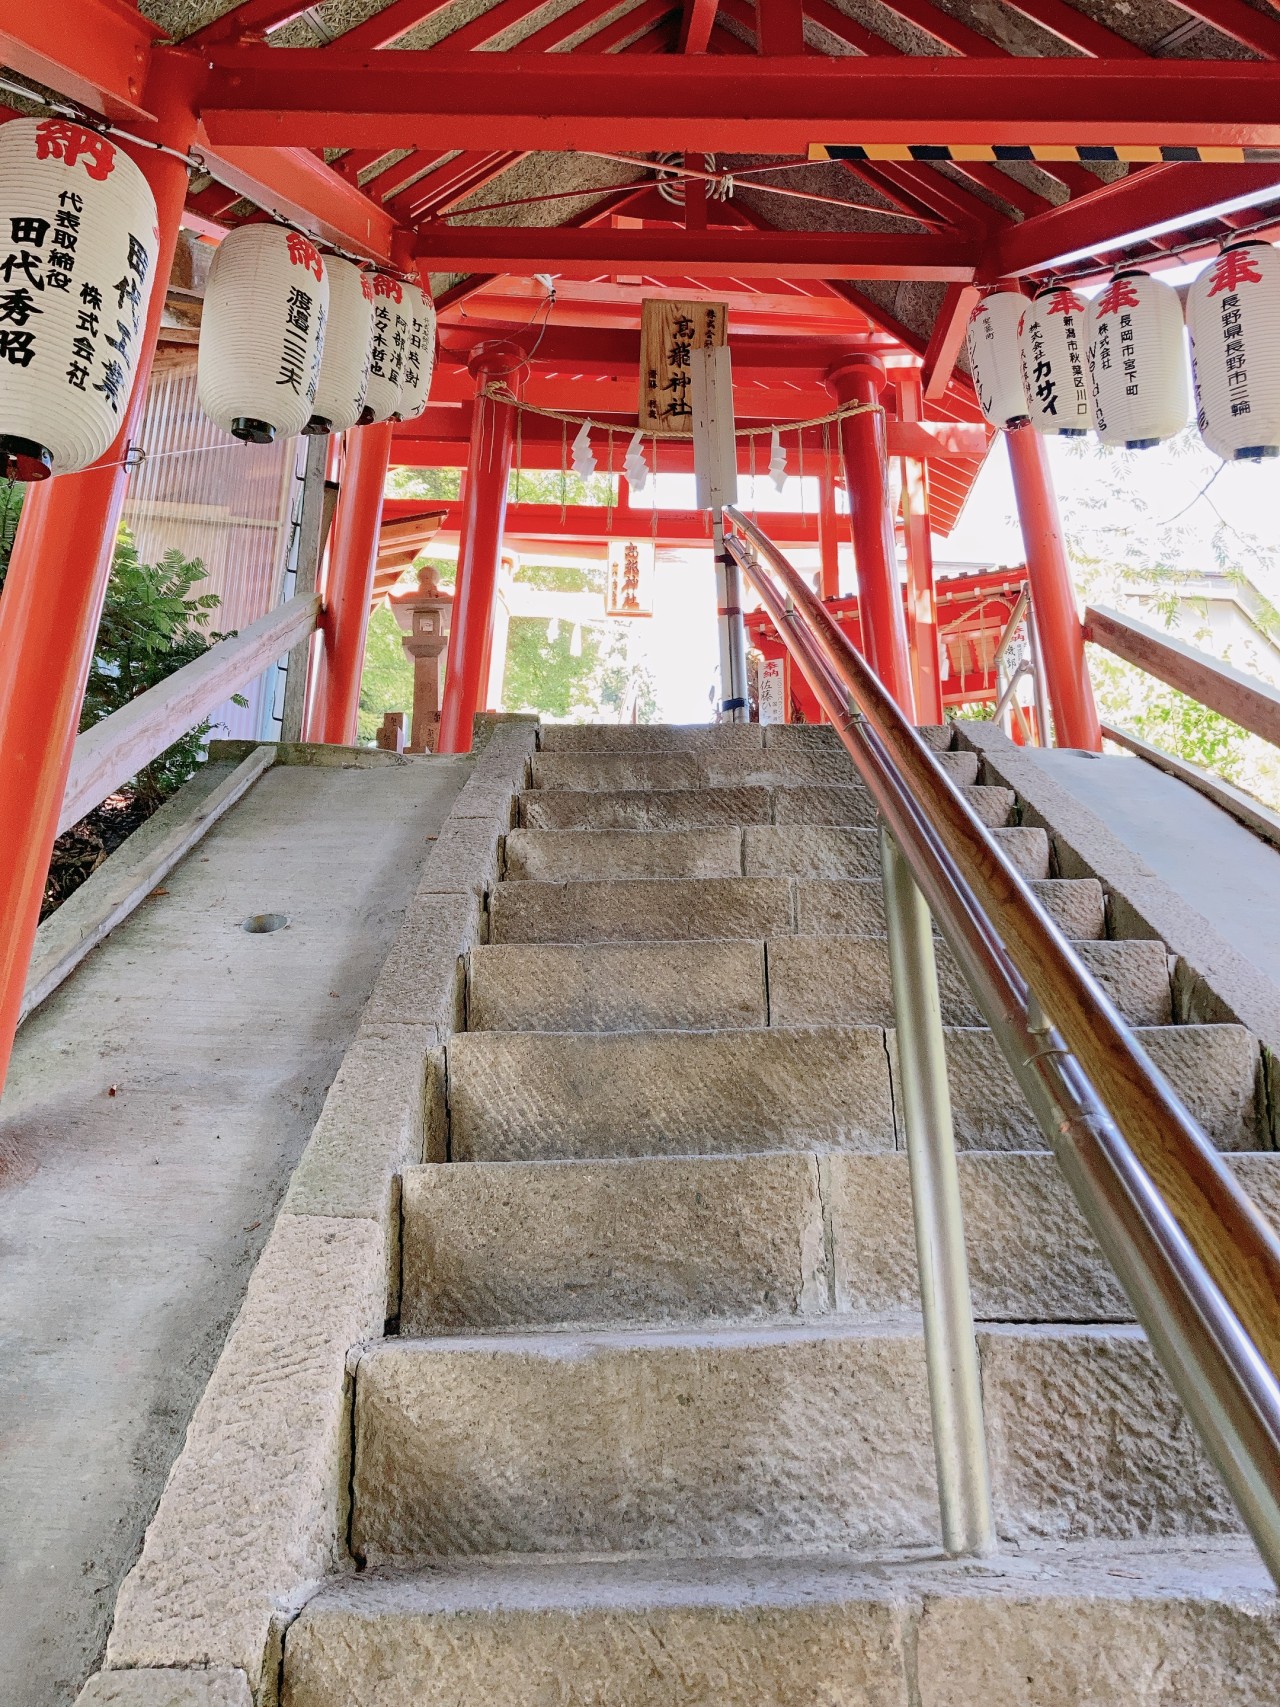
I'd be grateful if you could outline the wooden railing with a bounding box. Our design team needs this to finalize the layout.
[58,592,321,835]
[1084,603,1280,750]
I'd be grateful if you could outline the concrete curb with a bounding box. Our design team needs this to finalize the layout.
[953,720,1280,1147]
[83,727,536,1707]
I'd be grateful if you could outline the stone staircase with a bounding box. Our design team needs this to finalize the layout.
[282,722,1280,1705]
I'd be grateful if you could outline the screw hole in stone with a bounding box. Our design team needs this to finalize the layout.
[241,912,289,934]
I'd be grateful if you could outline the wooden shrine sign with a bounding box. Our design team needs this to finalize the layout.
[639,298,727,436]
[606,539,655,617]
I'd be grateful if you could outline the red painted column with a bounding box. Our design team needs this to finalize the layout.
[817,466,841,601]
[306,419,394,745]
[437,342,527,754]
[1006,424,1101,751]
[894,372,944,725]
[0,66,200,1095]
[826,356,916,717]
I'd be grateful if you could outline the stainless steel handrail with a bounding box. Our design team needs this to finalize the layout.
[724,504,1280,1584]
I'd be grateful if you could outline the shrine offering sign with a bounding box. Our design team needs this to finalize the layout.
[639,299,727,436]
[606,539,655,617]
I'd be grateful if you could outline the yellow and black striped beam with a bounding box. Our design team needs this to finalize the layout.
[808,143,1279,165]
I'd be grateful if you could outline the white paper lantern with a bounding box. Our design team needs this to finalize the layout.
[965,291,1029,431]
[198,225,328,444]
[307,255,374,435]
[1087,269,1188,449]
[362,272,409,424]
[1187,241,1280,462]
[0,117,159,480]
[1019,284,1093,437]
[396,282,437,422]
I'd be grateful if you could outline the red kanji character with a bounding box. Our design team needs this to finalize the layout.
[1095,277,1141,317]
[1045,289,1086,317]
[360,273,375,302]
[1207,249,1264,298]
[34,120,116,181]
[285,232,324,282]
[372,273,403,303]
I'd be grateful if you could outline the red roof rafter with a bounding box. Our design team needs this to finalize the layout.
[1168,1,1280,60]
[680,0,721,53]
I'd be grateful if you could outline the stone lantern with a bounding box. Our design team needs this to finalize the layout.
[388,564,453,753]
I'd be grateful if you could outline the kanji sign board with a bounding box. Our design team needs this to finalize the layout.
[639,298,726,436]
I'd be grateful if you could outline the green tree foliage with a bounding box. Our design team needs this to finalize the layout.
[357,604,414,743]
[82,533,235,809]
[0,478,24,590]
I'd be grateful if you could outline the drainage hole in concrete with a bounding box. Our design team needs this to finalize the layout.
[242,912,289,934]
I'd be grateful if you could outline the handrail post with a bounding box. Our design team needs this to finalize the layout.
[879,824,997,1557]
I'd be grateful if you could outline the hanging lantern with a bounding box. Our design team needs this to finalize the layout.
[1187,241,1280,462]
[965,291,1029,431]
[307,256,374,435]
[1018,284,1093,437]
[362,272,409,423]
[1087,269,1188,449]
[198,226,328,445]
[396,282,437,422]
[0,118,160,481]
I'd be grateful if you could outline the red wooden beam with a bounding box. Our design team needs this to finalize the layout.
[1164,2,1280,60]
[198,52,1280,153]
[802,0,899,55]
[0,0,159,119]
[331,0,459,51]
[921,280,979,400]
[997,0,1147,57]
[413,223,976,280]
[980,162,1280,278]
[870,0,1004,56]
[680,0,721,52]
[757,0,804,54]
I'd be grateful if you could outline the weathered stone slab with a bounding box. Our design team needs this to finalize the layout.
[771,784,881,827]
[1029,876,1106,940]
[831,1151,1280,1323]
[416,813,502,900]
[283,1556,916,1707]
[539,723,764,755]
[106,1216,388,1700]
[1075,938,1172,1025]
[980,1324,1240,1541]
[489,876,793,944]
[531,752,706,792]
[447,1026,897,1160]
[745,826,884,879]
[351,1321,936,1563]
[767,936,982,1028]
[520,785,773,831]
[930,1025,1264,1152]
[359,889,478,1040]
[77,1673,252,1707]
[400,1153,828,1332]
[503,827,742,882]
[794,879,888,936]
[468,940,768,1032]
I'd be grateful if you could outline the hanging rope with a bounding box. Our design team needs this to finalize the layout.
[477,383,883,443]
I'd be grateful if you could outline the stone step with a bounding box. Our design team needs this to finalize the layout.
[536,721,956,755]
[489,830,1049,942]
[796,875,1105,940]
[400,1153,1280,1335]
[529,747,981,793]
[468,936,1169,1032]
[446,1024,1263,1162]
[520,780,1010,833]
[349,1320,1235,1566]
[284,1544,1279,1707]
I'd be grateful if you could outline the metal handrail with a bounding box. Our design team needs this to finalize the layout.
[724,504,1280,1584]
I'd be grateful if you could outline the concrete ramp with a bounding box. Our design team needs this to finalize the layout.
[0,747,468,1707]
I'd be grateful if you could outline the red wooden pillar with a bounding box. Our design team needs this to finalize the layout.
[1006,424,1101,751]
[305,419,394,745]
[0,65,200,1095]
[437,342,527,754]
[894,372,944,725]
[825,356,916,717]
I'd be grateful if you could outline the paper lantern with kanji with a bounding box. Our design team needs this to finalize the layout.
[1087,270,1189,449]
[198,226,328,444]
[362,273,409,423]
[396,282,437,421]
[1018,284,1093,437]
[965,292,1029,431]
[1187,241,1280,462]
[0,118,159,481]
[307,255,374,435]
